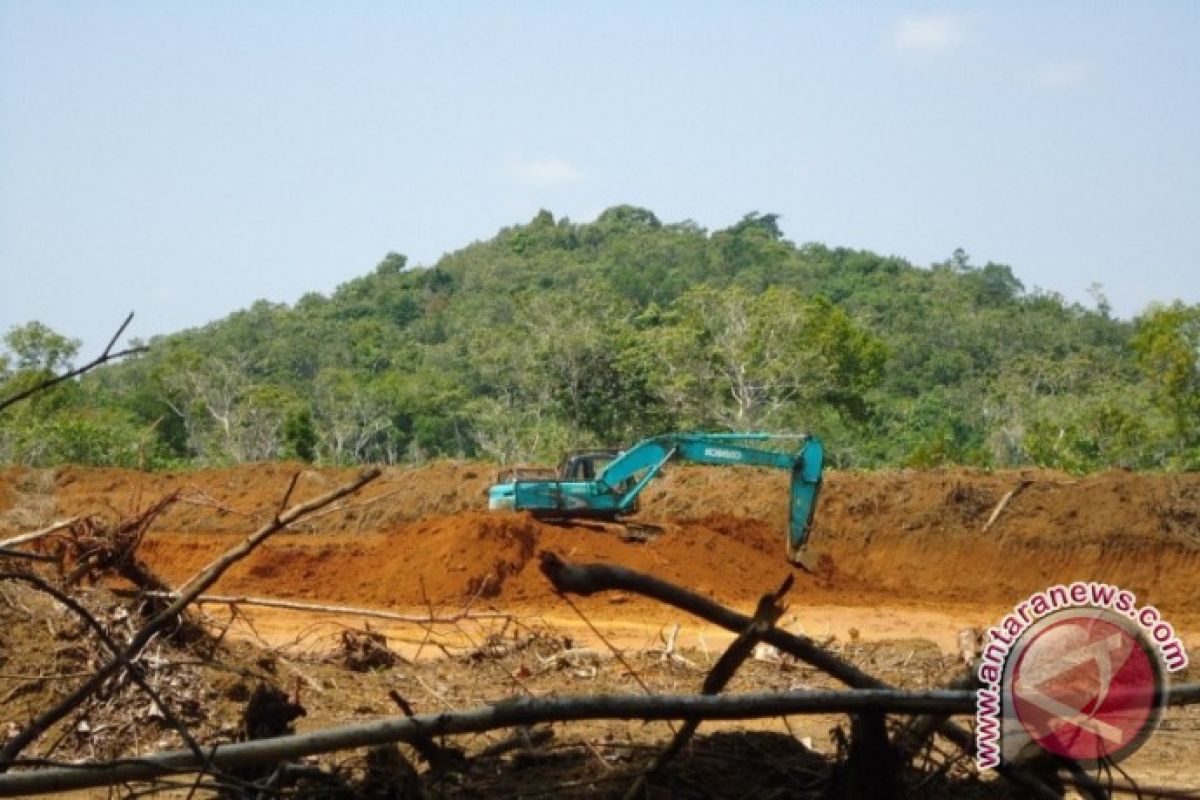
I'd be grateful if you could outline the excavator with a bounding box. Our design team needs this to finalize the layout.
[487,432,823,569]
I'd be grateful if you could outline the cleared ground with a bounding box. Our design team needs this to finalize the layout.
[6,460,1198,620]
[2,461,1198,796]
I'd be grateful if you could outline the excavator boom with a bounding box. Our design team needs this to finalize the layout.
[487,432,823,566]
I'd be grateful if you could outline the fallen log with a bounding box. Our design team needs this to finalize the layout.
[0,688,976,796]
[116,590,511,625]
[5,685,1195,797]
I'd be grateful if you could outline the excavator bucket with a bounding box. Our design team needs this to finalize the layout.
[787,437,824,573]
[790,547,820,573]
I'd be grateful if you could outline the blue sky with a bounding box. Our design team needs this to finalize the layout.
[2,2,1198,351]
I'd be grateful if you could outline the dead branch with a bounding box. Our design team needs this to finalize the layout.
[558,591,656,698]
[1060,775,1200,800]
[539,552,880,690]
[0,548,57,562]
[982,479,1032,532]
[0,688,979,796]
[116,590,511,625]
[172,467,378,602]
[0,467,381,770]
[537,552,1064,800]
[0,312,148,413]
[647,622,696,668]
[0,518,79,551]
[1166,683,1200,705]
[176,492,254,518]
[628,575,792,797]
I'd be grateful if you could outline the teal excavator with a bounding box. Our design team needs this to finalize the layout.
[487,432,823,569]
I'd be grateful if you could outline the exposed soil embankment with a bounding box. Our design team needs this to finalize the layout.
[3,462,1198,615]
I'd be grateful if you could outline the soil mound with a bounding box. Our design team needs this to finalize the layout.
[134,510,804,610]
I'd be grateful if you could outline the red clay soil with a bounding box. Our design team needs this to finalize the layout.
[2,462,1199,616]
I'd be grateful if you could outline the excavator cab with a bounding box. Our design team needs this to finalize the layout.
[557,450,620,481]
[558,450,639,504]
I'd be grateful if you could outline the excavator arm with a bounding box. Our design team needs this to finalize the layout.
[596,433,823,565]
[488,431,824,566]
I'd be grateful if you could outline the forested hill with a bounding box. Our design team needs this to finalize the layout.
[2,207,1197,471]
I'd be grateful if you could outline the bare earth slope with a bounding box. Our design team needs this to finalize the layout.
[2,462,1197,617]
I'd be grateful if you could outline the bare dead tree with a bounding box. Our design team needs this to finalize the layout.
[0,312,147,413]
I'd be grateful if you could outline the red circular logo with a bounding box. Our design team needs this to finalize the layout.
[1008,610,1162,762]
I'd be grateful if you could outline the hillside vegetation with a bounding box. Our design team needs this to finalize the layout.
[2,207,1197,471]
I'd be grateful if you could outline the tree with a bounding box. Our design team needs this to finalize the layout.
[1132,303,1200,461]
[154,348,289,463]
[595,205,662,231]
[3,322,79,373]
[515,284,647,441]
[312,368,393,464]
[710,213,793,281]
[1,322,82,414]
[652,286,887,428]
[375,252,408,276]
[4,208,1178,474]
[283,408,318,462]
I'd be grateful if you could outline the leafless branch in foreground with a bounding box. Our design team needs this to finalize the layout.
[0,688,979,797]
[895,670,977,758]
[0,312,148,413]
[0,467,382,770]
[536,552,1065,800]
